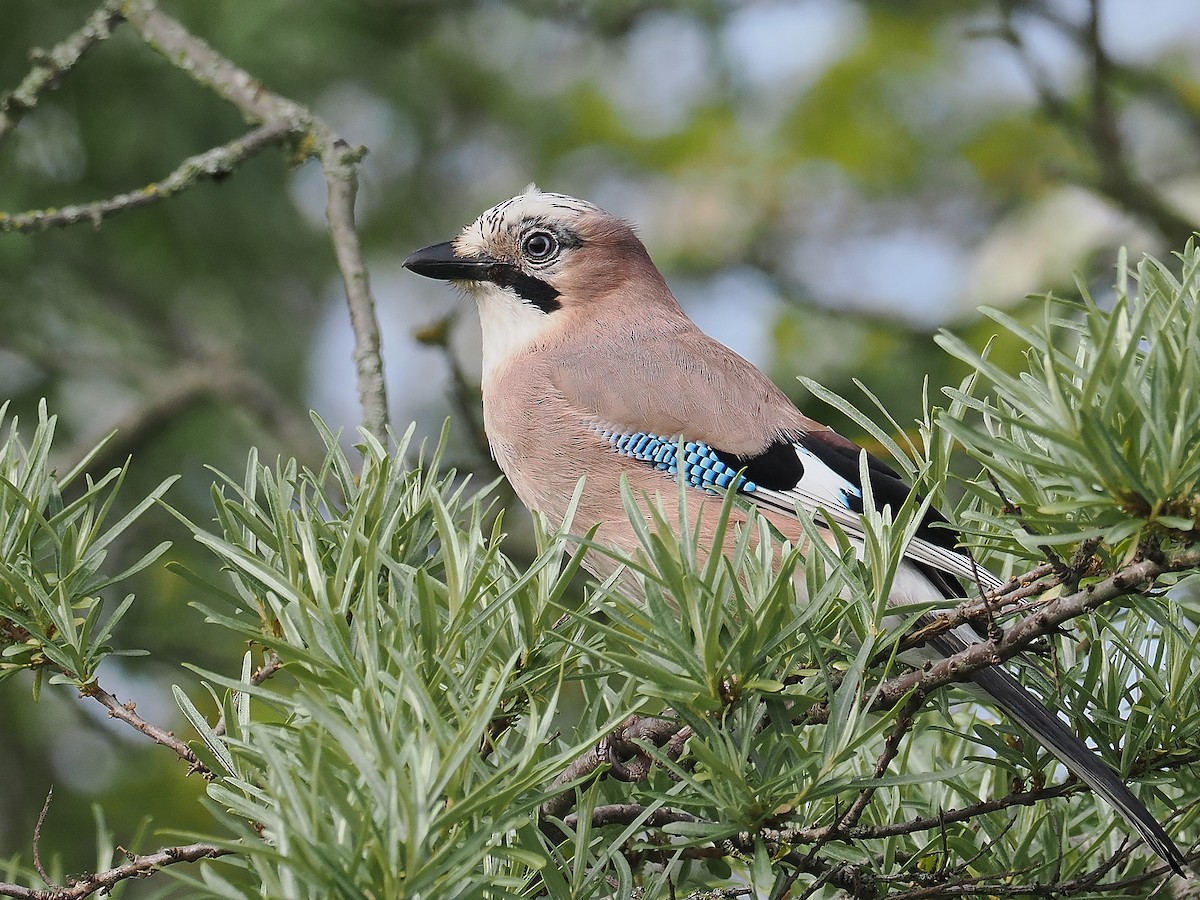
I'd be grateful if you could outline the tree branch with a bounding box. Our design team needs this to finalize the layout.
[562,803,699,831]
[31,790,54,889]
[804,546,1200,724]
[0,843,231,900]
[541,715,688,820]
[0,122,293,233]
[995,2,1198,247]
[0,1,124,142]
[543,550,1200,866]
[212,650,282,738]
[875,847,1180,900]
[82,681,215,780]
[117,0,390,440]
[1,0,391,440]
[324,142,390,442]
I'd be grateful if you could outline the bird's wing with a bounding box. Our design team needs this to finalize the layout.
[593,420,1002,596]
[547,326,996,593]
[732,429,1004,594]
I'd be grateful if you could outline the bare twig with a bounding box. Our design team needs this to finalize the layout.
[212,650,283,738]
[324,142,390,442]
[0,1,124,142]
[994,2,1198,247]
[118,0,390,440]
[893,566,1064,658]
[32,789,54,888]
[1,0,391,440]
[781,777,1083,846]
[0,122,294,233]
[82,681,215,780]
[562,803,699,831]
[0,842,231,900]
[772,694,928,899]
[877,844,1181,900]
[837,692,923,831]
[541,715,688,820]
[765,747,1198,847]
[679,889,752,900]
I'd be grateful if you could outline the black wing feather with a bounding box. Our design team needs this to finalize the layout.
[796,430,959,552]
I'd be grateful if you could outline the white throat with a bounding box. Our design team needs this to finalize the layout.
[472,284,555,379]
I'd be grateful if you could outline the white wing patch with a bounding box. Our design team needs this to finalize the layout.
[745,442,1003,594]
[792,444,864,513]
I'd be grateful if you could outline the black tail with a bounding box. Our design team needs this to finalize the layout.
[912,558,1184,874]
[963,659,1184,874]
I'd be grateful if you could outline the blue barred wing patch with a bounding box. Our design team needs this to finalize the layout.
[600,431,758,493]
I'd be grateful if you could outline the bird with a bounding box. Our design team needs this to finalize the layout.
[403,186,1184,873]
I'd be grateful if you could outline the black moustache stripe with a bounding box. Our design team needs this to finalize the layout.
[487,266,561,314]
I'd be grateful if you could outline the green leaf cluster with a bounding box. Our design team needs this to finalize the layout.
[166,423,623,898]
[939,245,1200,560]
[5,245,1200,896]
[0,400,171,694]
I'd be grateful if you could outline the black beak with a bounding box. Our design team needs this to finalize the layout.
[402,241,494,281]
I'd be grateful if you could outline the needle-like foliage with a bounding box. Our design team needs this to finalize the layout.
[2,247,1199,899]
[0,400,172,695]
[938,245,1200,561]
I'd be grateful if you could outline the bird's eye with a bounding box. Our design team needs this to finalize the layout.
[521,230,558,262]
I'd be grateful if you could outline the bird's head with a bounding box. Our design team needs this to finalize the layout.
[404,186,674,374]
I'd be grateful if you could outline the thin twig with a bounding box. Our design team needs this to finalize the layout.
[212,650,283,738]
[541,715,688,820]
[893,571,1061,657]
[0,122,293,233]
[118,0,390,440]
[0,843,231,900]
[0,1,125,142]
[2,1,390,440]
[843,692,924,831]
[766,746,1199,846]
[31,789,54,888]
[82,681,214,780]
[562,804,699,831]
[878,845,1181,900]
[790,691,925,895]
[803,546,1200,724]
[324,141,390,443]
[993,2,1197,247]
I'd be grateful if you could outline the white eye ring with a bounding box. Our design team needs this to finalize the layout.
[521,230,559,262]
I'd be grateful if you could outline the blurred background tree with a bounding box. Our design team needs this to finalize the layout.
[1,0,1198,888]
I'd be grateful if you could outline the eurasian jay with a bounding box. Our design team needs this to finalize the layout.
[403,186,1183,872]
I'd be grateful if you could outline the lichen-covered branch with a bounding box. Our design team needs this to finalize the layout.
[0,0,391,441]
[0,1,124,142]
[116,0,390,440]
[0,122,293,233]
